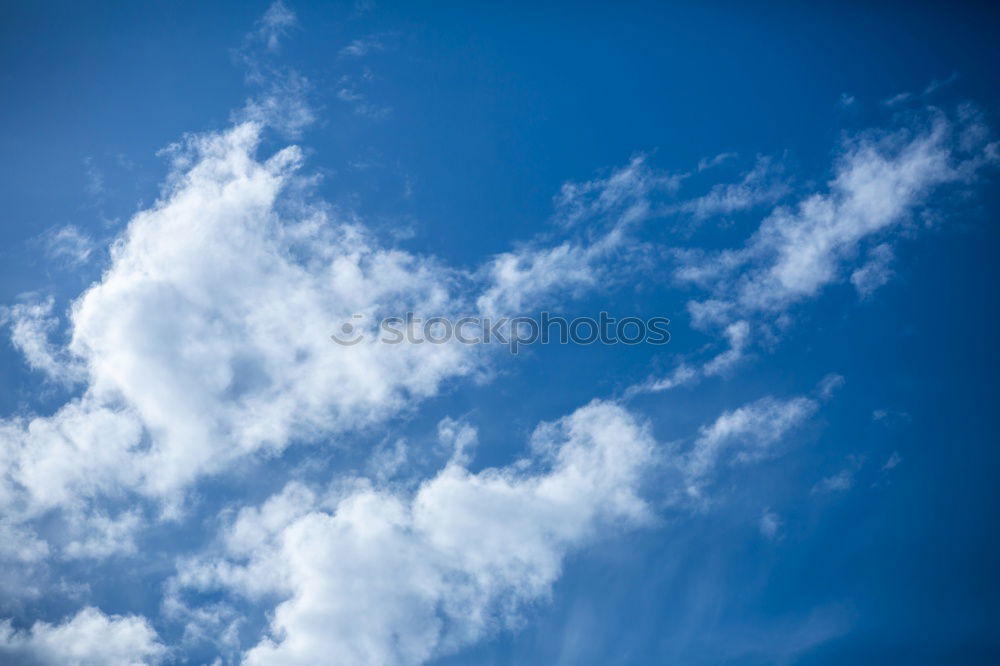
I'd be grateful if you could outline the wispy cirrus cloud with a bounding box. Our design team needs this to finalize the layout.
[679,156,790,221]
[683,394,818,498]
[676,106,997,331]
[43,225,96,267]
[256,0,297,53]
[478,155,679,315]
[339,34,389,58]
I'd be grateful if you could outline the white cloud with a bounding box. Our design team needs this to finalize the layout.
[0,519,49,564]
[1,298,85,386]
[817,373,845,400]
[256,1,296,52]
[697,151,737,172]
[339,35,387,58]
[552,155,681,228]
[884,75,958,109]
[173,400,656,666]
[478,156,677,315]
[677,108,997,330]
[436,416,478,467]
[883,92,912,108]
[811,470,853,494]
[238,69,315,138]
[882,451,902,471]
[485,106,995,328]
[685,395,817,495]
[62,510,142,560]
[812,456,864,495]
[850,242,894,298]
[82,158,104,198]
[0,396,145,513]
[759,508,781,539]
[0,607,165,666]
[702,320,751,377]
[234,1,313,138]
[625,320,750,396]
[368,438,410,483]
[0,120,489,530]
[924,73,958,97]
[44,225,96,267]
[625,362,698,396]
[477,234,620,315]
[335,84,392,119]
[680,156,789,220]
[872,408,910,424]
[1,23,994,660]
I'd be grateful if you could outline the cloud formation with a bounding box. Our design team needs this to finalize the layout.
[173,400,656,666]
[684,395,818,497]
[0,607,165,666]
[677,107,997,330]
[0,7,995,657]
[0,120,485,569]
[679,156,789,220]
[478,156,677,315]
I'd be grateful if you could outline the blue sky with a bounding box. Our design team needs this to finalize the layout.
[1,1,999,664]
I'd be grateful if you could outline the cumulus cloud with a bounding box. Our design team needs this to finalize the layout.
[0,397,145,514]
[0,120,485,541]
[61,510,142,560]
[172,400,656,666]
[160,392,821,666]
[0,519,49,564]
[1,13,994,659]
[0,607,165,666]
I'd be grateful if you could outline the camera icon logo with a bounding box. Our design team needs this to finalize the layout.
[330,314,365,346]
